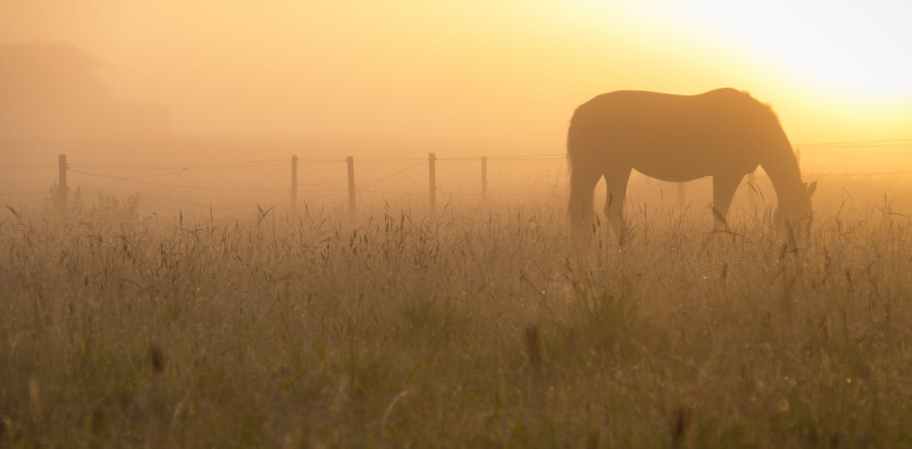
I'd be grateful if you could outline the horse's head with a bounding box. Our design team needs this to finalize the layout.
[774,181,817,239]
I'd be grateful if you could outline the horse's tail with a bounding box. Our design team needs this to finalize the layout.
[566,109,579,193]
[565,109,586,184]
[566,110,594,241]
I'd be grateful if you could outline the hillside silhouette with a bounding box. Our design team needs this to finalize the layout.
[1,42,170,142]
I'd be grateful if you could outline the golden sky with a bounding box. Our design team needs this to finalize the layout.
[2,1,909,152]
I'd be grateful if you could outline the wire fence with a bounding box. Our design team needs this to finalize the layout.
[3,138,911,215]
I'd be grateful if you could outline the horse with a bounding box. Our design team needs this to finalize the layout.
[567,88,816,242]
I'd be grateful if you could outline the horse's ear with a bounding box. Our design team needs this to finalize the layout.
[806,181,818,197]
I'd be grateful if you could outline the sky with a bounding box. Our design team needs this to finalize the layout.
[2,0,910,154]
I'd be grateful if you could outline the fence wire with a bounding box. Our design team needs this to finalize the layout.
[11,137,911,214]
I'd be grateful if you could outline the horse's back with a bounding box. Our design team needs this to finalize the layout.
[568,88,771,179]
[572,88,756,124]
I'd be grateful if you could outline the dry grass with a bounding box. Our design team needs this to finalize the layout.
[2,180,912,448]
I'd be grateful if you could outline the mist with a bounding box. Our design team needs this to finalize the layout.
[2,0,910,205]
[4,2,576,153]
[7,4,912,447]
[8,1,908,162]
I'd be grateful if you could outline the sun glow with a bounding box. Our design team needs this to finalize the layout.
[567,0,912,102]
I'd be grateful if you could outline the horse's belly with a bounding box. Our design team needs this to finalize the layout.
[634,165,708,182]
[626,147,714,181]
[620,143,755,182]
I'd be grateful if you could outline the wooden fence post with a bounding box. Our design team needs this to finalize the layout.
[346,156,356,216]
[290,154,299,213]
[481,156,488,200]
[428,152,437,211]
[57,154,68,215]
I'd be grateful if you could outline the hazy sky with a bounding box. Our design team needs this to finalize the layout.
[2,1,910,152]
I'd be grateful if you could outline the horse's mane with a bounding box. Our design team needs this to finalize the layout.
[725,88,781,126]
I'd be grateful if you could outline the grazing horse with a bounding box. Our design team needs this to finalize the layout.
[567,88,816,241]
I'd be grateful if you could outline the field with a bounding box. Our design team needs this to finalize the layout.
[2,172,912,448]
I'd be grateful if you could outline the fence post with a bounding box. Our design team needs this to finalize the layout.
[428,152,437,211]
[346,156,356,216]
[481,156,488,200]
[57,154,68,216]
[290,154,299,214]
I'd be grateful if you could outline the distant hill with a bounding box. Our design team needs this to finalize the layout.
[0,42,171,142]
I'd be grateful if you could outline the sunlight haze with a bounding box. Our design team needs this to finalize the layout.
[6,5,912,445]
[2,1,909,152]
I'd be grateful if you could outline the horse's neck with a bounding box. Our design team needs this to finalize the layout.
[761,147,803,204]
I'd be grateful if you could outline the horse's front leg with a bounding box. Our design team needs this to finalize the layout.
[712,174,745,230]
[603,168,632,241]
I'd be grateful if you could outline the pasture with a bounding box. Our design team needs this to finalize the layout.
[2,170,912,448]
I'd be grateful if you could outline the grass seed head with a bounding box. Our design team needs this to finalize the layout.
[147,343,165,374]
[524,324,543,373]
[671,407,690,449]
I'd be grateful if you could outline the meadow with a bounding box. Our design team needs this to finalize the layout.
[2,173,912,449]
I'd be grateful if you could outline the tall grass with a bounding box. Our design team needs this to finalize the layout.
[1,188,912,448]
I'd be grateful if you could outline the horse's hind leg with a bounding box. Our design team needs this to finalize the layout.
[568,163,601,244]
[604,168,632,241]
[712,173,744,230]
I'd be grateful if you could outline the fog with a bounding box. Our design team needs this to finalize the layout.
[2,1,910,215]
[6,1,908,155]
[6,2,596,153]
[7,5,912,446]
